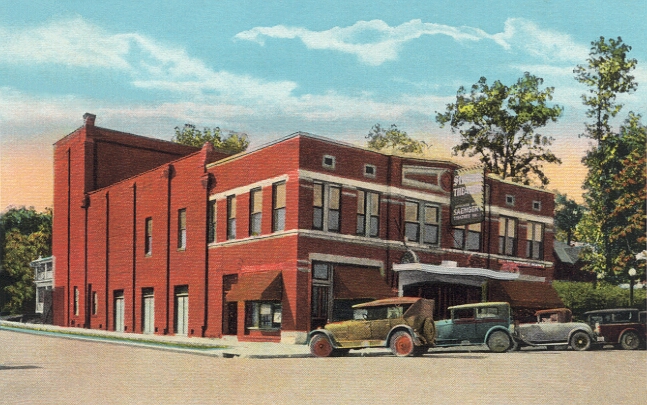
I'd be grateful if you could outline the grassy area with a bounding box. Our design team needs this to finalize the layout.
[0,323,229,350]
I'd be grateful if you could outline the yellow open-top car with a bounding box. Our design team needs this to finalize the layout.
[307,297,436,357]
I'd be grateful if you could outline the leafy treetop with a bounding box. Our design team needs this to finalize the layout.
[436,72,563,187]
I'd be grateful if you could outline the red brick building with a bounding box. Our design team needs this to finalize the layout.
[52,114,559,343]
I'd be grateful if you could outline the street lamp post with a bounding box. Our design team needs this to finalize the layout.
[628,268,637,307]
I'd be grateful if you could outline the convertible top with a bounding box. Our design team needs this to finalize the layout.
[353,297,421,308]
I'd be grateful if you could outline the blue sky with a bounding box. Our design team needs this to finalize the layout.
[1,1,646,209]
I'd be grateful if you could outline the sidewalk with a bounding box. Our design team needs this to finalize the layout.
[0,320,313,359]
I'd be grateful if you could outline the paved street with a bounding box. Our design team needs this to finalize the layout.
[1,328,646,405]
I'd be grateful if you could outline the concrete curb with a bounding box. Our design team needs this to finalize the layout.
[0,320,311,359]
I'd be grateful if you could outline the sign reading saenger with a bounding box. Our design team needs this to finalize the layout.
[451,166,484,226]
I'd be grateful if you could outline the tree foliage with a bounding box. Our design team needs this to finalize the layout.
[0,207,52,313]
[366,123,429,154]
[554,193,584,245]
[436,72,563,187]
[574,37,638,143]
[553,281,646,320]
[574,37,642,281]
[173,124,249,153]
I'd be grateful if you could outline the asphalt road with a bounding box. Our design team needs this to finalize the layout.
[1,329,646,405]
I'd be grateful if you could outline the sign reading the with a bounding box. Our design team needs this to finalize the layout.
[451,166,485,226]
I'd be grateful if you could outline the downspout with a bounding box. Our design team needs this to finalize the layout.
[132,183,137,332]
[105,192,110,329]
[164,165,174,334]
[202,173,215,337]
[66,148,71,326]
[82,194,89,328]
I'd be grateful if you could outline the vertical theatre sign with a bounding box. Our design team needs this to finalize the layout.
[451,166,485,226]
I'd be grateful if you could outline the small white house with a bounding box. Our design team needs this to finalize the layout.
[30,256,54,314]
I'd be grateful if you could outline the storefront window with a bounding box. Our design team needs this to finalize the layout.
[246,301,281,330]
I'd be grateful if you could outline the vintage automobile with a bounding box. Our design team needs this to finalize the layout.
[584,308,646,350]
[434,302,514,353]
[307,297,436,357]
[513,308,595,351]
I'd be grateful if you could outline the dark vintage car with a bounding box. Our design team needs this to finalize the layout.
[307,297,436,357]
[434,302,514,353]
[584,308,646,350]
[513,308,595,351]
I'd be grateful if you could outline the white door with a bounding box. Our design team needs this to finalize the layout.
[175,287,189,336]
[142,291,155,334]
[114,293,125,333]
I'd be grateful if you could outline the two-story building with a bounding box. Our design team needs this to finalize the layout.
[52,114,560,343]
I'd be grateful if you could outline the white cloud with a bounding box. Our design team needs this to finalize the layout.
[0,17,131,69]
[235,19,494,66]
[494,18,589,63]
[235,18,591,66]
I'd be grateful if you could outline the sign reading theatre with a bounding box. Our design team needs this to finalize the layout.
[451,166,485,226]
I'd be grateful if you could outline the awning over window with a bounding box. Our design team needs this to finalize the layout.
[488,280,563,310]
[226,271,283,302]
[333,267,396,300]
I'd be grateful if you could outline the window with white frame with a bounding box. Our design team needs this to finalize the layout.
[246,301,282,330]
[249,188,262,236]
[453,223,482,251]
[74,286,79,316]
[526,222,544,260]
[357,190,379,237]
[178,208,186,249]
[498,217,517,256]
[227,195,236,240]
[208,200,216,243]
[273,182,286,232]
[322,155,336,169]
[313,182,341,232]
[92,291,98,316]
[145,217,153,256]
[405,201,439,245]
[364,164,376,178]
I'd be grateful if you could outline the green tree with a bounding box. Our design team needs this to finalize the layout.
[366,123,428,154]
[0,207,52,313]
[574,37,640,279]
[554,193,584,245]
[173,124,249,153]
[436,72,563,187]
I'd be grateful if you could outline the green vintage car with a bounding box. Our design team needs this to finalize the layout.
[435,302,514,353]
[308,297,436,357]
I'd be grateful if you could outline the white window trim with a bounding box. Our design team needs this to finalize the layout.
[322,155,336,170]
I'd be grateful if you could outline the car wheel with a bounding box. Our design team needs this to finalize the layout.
[310,334,335,357]
[570,331,591,351]
[620,331,641,350]
[486,331,511,353]
[390,331,415,357]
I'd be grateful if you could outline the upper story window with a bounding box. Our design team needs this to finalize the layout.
[453,223,482,251]
[322,155,336,170]
[313,182,341,232]
[273,182,286,232]
[405,201,439,245]
[208,200,217,243]
[498,217,517,256]
[526,222,544,260]
[505,195,515,206]
[364,164,376,178]
[532,200,542,211]
[227,195,237,240]
[357,190,379,237]
[249,188,262,236]
[145,217,153,256]
[177,209,187,249]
